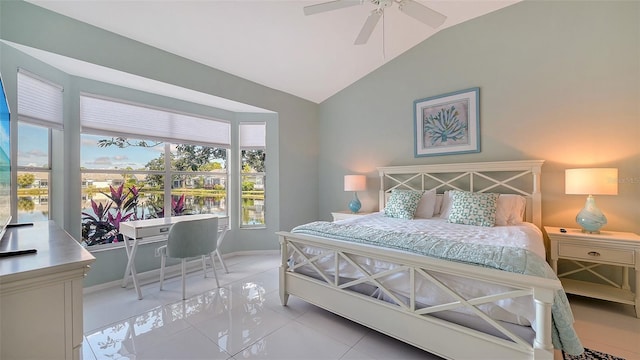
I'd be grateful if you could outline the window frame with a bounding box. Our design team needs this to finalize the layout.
[239,122,266,229]
[15,69,62,223]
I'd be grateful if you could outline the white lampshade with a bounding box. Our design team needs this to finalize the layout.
[344,175,366,192]
[565,168,618,195]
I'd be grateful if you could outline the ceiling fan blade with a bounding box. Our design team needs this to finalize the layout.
[303,0,361,16]
[354,10,382,45]
[398,0,446,28]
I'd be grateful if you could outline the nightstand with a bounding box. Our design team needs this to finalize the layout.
[546,226,640,317]
[331,211,373,222]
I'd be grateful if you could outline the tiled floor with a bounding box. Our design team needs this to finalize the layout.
[83,254,640,360]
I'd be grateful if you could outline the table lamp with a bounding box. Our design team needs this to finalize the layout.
[565,168,618,233]
[344,175,366,213]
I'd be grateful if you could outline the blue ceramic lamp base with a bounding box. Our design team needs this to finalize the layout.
[348,193,361,213]
[575,195,607,234]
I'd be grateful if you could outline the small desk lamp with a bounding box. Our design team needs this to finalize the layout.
[344,175,366,213]
[565,168,618,233]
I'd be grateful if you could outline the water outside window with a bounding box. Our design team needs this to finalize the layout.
[17,122,50,223]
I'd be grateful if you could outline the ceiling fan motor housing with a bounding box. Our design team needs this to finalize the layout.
[372,0,393,9]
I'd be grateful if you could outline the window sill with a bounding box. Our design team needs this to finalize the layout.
[240,226,266,230]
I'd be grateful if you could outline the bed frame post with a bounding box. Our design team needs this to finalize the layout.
[278,234,290,306]
[533,287,555,359]
[379,171,385,212]
[532,165,543,229]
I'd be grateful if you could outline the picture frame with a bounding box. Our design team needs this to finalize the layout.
[413,87,480,157]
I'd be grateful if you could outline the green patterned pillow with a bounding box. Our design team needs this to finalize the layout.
[447,190,499,227]
[384,189,424,219]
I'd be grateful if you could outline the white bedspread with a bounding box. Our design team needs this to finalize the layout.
[335,212,546,259]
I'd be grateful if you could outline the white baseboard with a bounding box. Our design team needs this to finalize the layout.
[83,250,279,295]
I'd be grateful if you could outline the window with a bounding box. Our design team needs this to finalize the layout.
[240,122,266,228]
[80,94,230,247]
[17,123,51,222]
[168,144,228,218]
[16,69,62,223]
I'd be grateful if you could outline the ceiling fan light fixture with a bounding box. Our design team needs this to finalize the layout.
[398,0,447,28]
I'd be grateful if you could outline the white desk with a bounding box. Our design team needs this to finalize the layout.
[120,214,229,299]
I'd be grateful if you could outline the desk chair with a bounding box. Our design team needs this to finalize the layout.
[157,217,220,300]
[213,216,229,273]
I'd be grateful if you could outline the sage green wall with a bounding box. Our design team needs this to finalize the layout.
[319,1,639,235]
[0,1,319,287]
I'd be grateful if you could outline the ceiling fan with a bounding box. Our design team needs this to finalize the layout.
[303,0,447,45]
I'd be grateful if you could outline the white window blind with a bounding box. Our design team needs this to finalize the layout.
[240,122,266,149]
[80,95,230,146]
[17,69,64,130]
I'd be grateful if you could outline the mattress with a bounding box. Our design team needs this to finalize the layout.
[289,212,547,328]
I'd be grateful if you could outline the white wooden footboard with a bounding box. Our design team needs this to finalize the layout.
[277,231,561,360]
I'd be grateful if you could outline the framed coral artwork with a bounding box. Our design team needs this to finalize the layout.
[413,87,480,157]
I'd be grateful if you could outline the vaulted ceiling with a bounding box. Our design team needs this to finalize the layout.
[26,0,519,104]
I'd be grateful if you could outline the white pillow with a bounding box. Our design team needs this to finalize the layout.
[495,194,527,226]
[433,194,444,215]
[414,189,437,219]
[439,190,455,218]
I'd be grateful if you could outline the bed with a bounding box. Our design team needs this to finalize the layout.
[276,160,584,360]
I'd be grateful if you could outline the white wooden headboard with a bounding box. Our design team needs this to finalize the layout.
[377,160,545,229]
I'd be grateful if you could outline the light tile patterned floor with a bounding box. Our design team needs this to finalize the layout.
[82,254,640,360]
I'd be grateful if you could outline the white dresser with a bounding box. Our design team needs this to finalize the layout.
[0,221,95,359]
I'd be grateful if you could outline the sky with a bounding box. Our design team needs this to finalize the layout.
[80,134,165,170]
[17,122,48,168]
[19,125,229,171]
[18,125,164,170]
